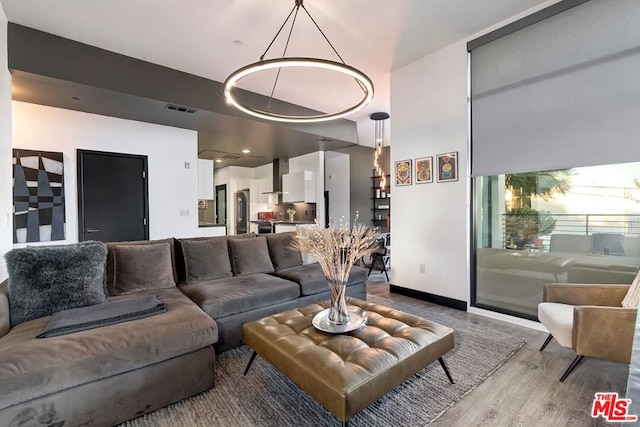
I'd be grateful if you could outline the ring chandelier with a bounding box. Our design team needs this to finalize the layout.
[223,0,374,124]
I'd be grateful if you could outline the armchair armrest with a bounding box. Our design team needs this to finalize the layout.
[543,283,630,306]
[573,305,636,363]
[0,279,9,338]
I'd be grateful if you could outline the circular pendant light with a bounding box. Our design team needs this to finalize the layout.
[223,0,374,124]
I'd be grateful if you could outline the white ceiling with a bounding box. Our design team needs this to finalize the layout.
[1,0,547,147]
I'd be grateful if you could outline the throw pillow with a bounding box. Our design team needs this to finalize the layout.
[179,237,233,283]
[228,236,274,275]
[622,269,640,308]
[105,238,177,294]
[5,241,108,327]
[265,232,302,271]
[112,242,176,295]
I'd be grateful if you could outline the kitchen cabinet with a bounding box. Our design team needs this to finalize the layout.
[282,171,316,203]
[197,159,214,200]
[249,178,272,204]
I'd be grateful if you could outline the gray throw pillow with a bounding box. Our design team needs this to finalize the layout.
[5,241,108,327]
[113,242,176,295]
[228,236,275,275]
[265,232,302,271]
[180,237,233,283]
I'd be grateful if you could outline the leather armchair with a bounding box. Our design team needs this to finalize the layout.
[538,283,636,382]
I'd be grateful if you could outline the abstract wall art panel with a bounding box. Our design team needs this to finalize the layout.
[13,149,66,243]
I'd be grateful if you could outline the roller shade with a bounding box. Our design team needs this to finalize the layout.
[470,0,640,177]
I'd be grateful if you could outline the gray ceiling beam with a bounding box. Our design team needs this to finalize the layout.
[7,23,359,144]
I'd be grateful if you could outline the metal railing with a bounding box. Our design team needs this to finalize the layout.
[502,213,640,250]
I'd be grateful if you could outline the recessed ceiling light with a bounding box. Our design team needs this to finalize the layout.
[234,40,242,46]
[215,159,222,163]
[242,149,251,154]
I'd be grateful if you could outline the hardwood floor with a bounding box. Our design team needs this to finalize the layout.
[366,277,629,427]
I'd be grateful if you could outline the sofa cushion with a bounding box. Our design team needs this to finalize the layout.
[0,287,218,411]
[592,233,625,256]
[272,264,368,296]
[112,242,176,295]
[228,236,274,275]
[179,236,233,283]
[5,241,108,327]
[180,274,299,318]
[106,238,178,295]
[265,232,302,271]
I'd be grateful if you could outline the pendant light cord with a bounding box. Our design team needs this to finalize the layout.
[266,5,300,112]
[260,1,367,99]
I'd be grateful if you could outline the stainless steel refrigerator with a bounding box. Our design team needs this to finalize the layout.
[235,189,250,234]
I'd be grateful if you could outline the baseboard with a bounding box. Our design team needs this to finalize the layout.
[468,307,547,332]
[389,285,467,311]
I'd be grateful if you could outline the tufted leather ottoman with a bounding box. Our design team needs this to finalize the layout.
[242,298,455,425]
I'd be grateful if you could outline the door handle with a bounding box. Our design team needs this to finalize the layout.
[86,228,100,233]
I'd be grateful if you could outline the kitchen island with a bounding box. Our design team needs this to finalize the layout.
[274,221,314,234]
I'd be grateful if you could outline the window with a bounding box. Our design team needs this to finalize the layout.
[474,163,640,319]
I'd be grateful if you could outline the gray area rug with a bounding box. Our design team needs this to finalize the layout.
[122,294,526,426]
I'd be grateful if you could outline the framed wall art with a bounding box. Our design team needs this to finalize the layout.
[395,159,412,186]
[415,156,433,184]
[436,152,458,183]
[13,149,66,243]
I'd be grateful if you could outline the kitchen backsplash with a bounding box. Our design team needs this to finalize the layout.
[272,203,316,221]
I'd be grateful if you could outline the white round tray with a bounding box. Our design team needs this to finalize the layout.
[312,305,367,334]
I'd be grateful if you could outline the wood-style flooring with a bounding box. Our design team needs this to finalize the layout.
[366,277,629,427]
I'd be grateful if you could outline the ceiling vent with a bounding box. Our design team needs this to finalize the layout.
[220,154,242,160]
[165,104,198,114]
[316,137,334,143]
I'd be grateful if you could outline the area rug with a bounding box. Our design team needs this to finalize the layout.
[121,294,526,427]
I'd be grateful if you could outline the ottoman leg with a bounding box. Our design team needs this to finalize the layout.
[243,351,258,376]
[438,357,455,384]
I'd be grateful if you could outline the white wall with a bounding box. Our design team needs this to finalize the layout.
[391,42,469,302]
[289,151,325,224]
[390,1,558,303]
[11,102,202,243]
[325,151,350,224]
[0,5,12,280]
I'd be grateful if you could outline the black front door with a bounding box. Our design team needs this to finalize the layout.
[77,150,149,242]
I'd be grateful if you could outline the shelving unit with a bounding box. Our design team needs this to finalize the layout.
[371,172,390,232]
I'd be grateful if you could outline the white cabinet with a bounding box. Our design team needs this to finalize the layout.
[249,178,272,204]
[197,159,214,200]
[275,224,297,233]
[282,171,316,203]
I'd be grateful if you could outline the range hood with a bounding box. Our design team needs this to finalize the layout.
[263,158,289,195]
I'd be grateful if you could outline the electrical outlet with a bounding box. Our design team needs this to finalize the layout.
[419,263,426,274]
[179,209,190,217]
[184,162,191,169]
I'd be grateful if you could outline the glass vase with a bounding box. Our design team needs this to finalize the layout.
[327,278,350,324]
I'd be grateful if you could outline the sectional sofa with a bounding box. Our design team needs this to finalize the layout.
[0,232,368,426]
